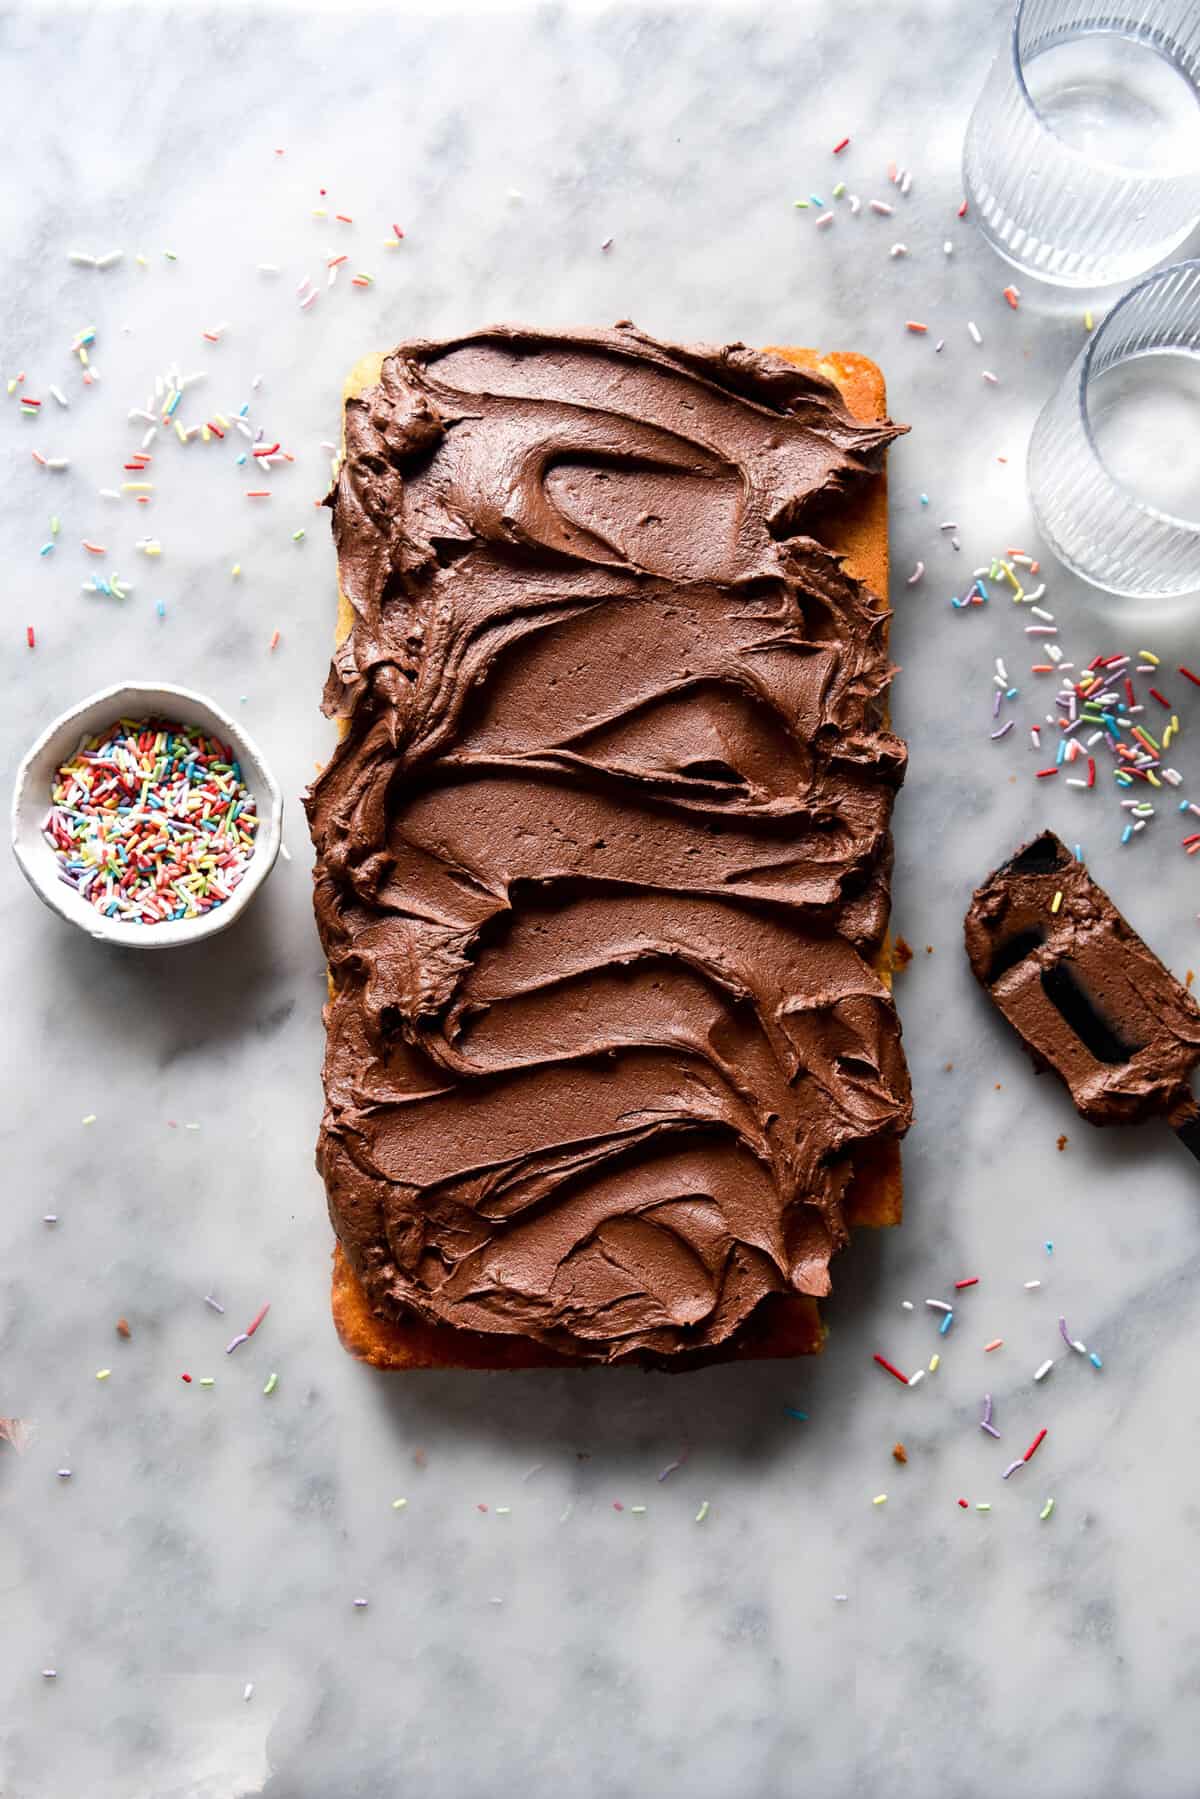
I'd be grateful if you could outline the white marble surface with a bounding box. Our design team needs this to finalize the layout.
[4,4,1200,1795]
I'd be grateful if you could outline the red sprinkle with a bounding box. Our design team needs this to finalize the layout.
[958,1498,969,1508]
[476,1503,488,1513]
[1023,1427,1047,1463]
[392,224,405,240]
[335,213,353,223]
[26,624,35,649]
[202,332,220,343]
[905,321,928,333]
[246,491,271,498]
[1036,767,1059,778]
[873,1352,910,1386]
[181,1373,192,1383]
[245,1302,270,1337]
[1087,757,1096,788]
[832,136,851,154]
[1149,688,1172,709]
[957,199,968,218]
[954,1277,979,1290]
[984,1338,1004,1352]
[1002,286,1020,309]
[1178,666,1200,688]
[1125,678,1136,707]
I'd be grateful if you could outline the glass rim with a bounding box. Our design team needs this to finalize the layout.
[1076,257,1200,537]
[1009,0,1200,182]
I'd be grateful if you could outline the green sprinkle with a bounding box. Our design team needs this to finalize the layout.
[832,181,846,198]
[695,1500,711,1523]
[199,1377,215,1387]
[163,250,178,261]
[976,1502,992,1512]
[50,514,60,536]
[262,1371,278,1395]
[793,199,810,208]
[391,1497,408,1510]
[1040,1497,1055,1520]
[292,529,305,542]
[96,1368,111,1380]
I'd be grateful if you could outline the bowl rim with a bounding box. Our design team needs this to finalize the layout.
[10,679,284,950]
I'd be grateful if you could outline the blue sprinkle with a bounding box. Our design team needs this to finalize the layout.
[784,1406,808,1421]
[156,601,165,618]
[1006,686,1019,700]
[1181,801,1190,812]
[39,541,54,556]
[239,402,249,416]
[1089,1352,1103,1369]
[920,493,929,506]
[975,579,990,601]
[1121,824,1133,844]
[1073,844,1083,861]
[809,193,825,207]
[236,452,247,466]
[939,1310,954,1336]
[1055,740,1066,766]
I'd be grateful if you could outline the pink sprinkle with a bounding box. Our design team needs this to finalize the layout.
[833,136,851,154]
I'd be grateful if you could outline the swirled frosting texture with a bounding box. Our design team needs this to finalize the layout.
[306,324,912,1362]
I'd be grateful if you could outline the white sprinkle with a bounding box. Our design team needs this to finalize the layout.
[1065,778,1087,788]
[982,370,1000,384]
[1047,643,1063,663]
[834,1593,849,1602]
[1164,768,1183,786]
[1026,626,1058,636]
[353,1597,368,1608]
[46,458,70,472]
[43,1214,58,1224]
[906,561,924,585]
[889,242,908,257]
[1030,606,1054,622]
[68,251,97,267]
[300,291,318,310]
[296,276,313,296]
[96,250,123,270]
[869,199,894,215]
[967,321,983,345]
[899,171,912,195]
[848,194,861,214]
[939,521,958,531]
[128,408,156,425]
[203,1294,225,1313]
[42,1668,57,1679]
[935,339,945,352]
[280,843,292,862]
[907,1369,925,1387]
[56,1468,71,1478]
[996,657,1008,681]
[258,263,280,274]
[1024,1280,1042,1290]
[816,211,834,229]
[925,1298,953,1312]
[1034,1358,1055,1381]
[99,488,121,501]
[49,385,69,409]
[901,1300,914,1310]
[243,1683,255,1701]
[1071,1338,1089,1355]
[943,240,953,255]
[251,374,263,390]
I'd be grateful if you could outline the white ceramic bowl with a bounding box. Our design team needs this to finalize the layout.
[11,681,284,949]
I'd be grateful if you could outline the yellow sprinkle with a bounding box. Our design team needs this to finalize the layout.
[199,1377,215,1387]
[175,421,188,444]
[1084,309,1094,331]
[1040,1496,1055,1520]
[1172,715,1181,732]
[929,1353,940,1373]
[312,208,328,218]
[231,564,241,579]
[201,426,211,443]
[136,253,148,266]
[120,481,154,492]
[81,1113,96,1125]
[1146,771,1162,789]
[79,347,89,367]
[95,1369,111,1381]
[976,1502,992,1512]
[215,413,230,429]
[262,1371,278,1395]
[1050,890,1062,914]
[694,1500,710,1523]
[872,1494,888,1506]
[1139,649,1159,664]
[391,1497,408,1510]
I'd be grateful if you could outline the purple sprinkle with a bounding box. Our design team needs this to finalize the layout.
[1001,1458,1025,1480]
[982,1422,1002,1439]
[1058,1315,1073,1348]
[225,1332,249,1355]
[204,1295,225,1314]
[991,720,1014,740]
[993,689,1002,719]
[657,1449,689,1482]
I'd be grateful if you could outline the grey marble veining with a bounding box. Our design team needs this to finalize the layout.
[3,4,1200,1796]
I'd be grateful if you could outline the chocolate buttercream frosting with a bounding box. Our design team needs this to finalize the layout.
[965,830,1200,1126]
[306,323,912,1362]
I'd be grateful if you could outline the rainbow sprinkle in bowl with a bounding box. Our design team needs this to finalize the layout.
[11,682,283,949]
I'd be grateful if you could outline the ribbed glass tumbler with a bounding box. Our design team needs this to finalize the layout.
[1027,261,1200,597]
[963,0,1200,288]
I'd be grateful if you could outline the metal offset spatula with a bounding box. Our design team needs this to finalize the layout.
[964,831,1200,1161]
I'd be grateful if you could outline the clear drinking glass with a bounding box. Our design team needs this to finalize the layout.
[963,0,1200,288]
[1027,260,1200,596]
